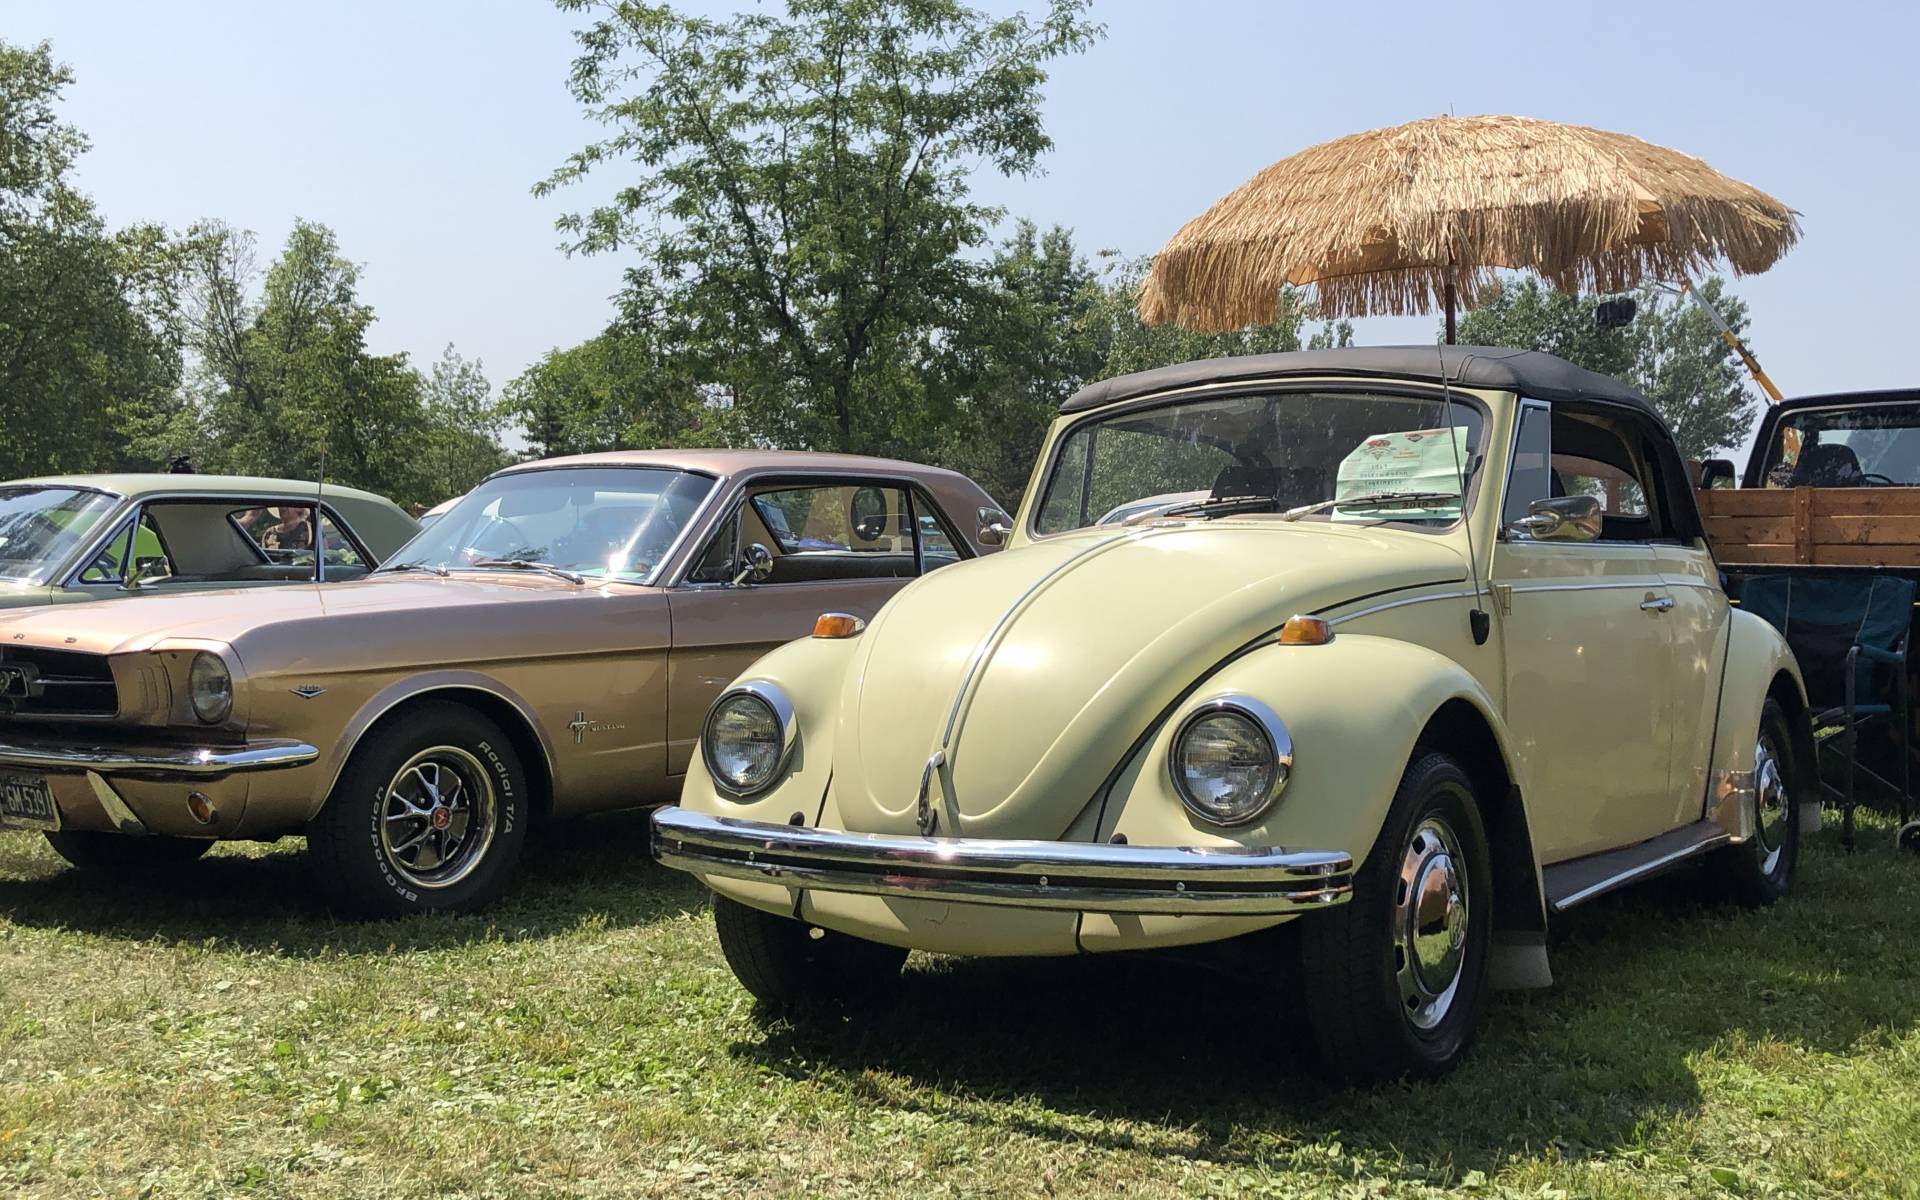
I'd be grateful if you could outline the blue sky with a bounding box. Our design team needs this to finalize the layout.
[12,0,1917,446]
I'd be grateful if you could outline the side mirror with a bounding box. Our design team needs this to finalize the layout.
[125,556,171,590]
[977,506,1012,547]
[731,542,774,587]
[1505,494,1603,543]
[1699,458,1738,491]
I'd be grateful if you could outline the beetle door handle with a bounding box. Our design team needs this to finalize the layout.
[1640,594,1676,613]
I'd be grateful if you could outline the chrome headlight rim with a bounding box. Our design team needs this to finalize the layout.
[701,680,798,797]
[187,652,234,725]
[1169,694,1292,827]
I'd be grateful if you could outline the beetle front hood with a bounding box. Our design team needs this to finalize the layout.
[831,522,1466,839]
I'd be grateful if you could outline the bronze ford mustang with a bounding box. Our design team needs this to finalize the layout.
[0,450,1005,915]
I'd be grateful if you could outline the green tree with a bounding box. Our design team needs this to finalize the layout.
[501,324,738,460]
[0,40,188,478]
[539,0,1101,456]
[421,346,509,502]
[1454,275,1758,458]
[179,220,500,507]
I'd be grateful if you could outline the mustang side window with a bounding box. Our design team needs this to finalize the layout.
[746,485,920,584]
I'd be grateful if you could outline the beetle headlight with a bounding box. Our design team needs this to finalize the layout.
[1170,696,1291,826]
[702,682,796,796]
[188,653,234,725]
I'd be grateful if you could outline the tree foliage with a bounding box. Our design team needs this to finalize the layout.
[500,323,740,461]
[1454,275,1759,458]
[168,220,503,507]
[540,0,1101,458]
[0,40,189,479]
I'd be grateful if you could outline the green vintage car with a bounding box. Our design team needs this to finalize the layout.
[0,475,418,608]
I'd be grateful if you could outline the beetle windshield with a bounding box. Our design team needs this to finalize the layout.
[0,486,123,584]
[384,468,716,584]
[1033,390,1485,535]
[1760,402,1920,487]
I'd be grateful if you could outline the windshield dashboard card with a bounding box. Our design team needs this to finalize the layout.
[0,772,59,831]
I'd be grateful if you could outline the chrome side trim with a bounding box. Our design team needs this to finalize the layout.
[1549,828,1730,911]
[0,738,319,776]
[651,806,1353,916]
[1327,589,1479,626]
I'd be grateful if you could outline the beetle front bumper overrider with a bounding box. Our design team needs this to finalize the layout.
[650,806,1354,915]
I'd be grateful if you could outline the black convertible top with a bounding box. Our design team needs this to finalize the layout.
[1060,345,1659,418]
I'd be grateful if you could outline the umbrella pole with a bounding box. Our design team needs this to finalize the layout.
[1443,253,1457,344]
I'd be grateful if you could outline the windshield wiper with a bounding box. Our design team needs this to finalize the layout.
[1281,491,1464,522]
[470,558,586,584]
[1153,495,1286,521]
[378,561,449,577]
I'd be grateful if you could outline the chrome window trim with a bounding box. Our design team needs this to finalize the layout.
[1024,379,1493,542]
[701,680,799,798]
[665,472,976,590]
[55,493,381,590]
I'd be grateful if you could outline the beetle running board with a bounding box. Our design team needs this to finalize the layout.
[1542,821,1731,913]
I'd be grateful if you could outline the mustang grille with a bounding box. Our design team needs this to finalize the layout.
[0,647,119,718]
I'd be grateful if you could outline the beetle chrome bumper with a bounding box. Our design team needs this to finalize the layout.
[0,736,319,776]
[650,807,1354,915]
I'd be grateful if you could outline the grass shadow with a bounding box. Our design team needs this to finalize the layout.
[0,808,706,954]
[729,820,1920,1176]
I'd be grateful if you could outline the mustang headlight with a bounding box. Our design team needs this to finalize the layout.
[702,682,796,796]
[1170,696,1292,826]
[188,653,234,725]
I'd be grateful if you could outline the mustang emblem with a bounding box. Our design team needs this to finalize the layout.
[290,685,327,699]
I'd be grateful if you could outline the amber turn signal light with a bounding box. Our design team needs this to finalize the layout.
[812,612,867,639]
[1277,615,1333,645]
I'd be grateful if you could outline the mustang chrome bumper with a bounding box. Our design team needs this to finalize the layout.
[0,737,319,777]
[650,806,1354,915]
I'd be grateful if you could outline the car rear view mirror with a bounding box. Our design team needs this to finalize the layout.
[1505,494,1603,543]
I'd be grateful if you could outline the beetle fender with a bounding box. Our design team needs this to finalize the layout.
[1081,633,1544,953]
[1706,608,1813,835]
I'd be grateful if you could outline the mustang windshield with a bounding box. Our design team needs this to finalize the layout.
[1035,390,1485,535]
[0,486,122,584]
[386,468,715,584]
[1760,402,1920,487]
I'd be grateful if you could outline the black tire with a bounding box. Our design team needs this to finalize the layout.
[711,892,907,1008]
[1711,698,1799,907]
[306,702,530,918]
[43,831,212,877]
[1296,751,1493,1084]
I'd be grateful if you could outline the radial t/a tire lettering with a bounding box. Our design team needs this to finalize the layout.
[307,702,530,918]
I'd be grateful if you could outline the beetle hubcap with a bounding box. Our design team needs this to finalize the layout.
[1754,730,1788,875]
[378,746,496,890]
[1394,815,1468,1031]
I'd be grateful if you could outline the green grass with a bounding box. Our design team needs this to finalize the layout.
[2,813,1918,1199]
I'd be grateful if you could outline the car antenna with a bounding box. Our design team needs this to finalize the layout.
[1437,343,1491,646]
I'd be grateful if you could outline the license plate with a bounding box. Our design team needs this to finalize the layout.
[0,772,59,831]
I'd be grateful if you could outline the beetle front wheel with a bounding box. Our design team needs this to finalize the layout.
[1295,751,1492,1083]
[712,893,907,1009]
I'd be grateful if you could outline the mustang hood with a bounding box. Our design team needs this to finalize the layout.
[833,523,1465,839]
[0,574,645,663]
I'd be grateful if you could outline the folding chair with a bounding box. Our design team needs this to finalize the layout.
[1739,574,1914,851]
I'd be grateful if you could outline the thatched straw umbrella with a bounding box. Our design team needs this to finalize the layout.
[1138,114,1800,342]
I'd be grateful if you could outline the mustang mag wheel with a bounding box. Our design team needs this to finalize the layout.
[308,701,530,917]
[377,746,497,890]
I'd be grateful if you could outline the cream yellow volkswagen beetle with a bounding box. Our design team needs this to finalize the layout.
[652,347,1812,1081]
